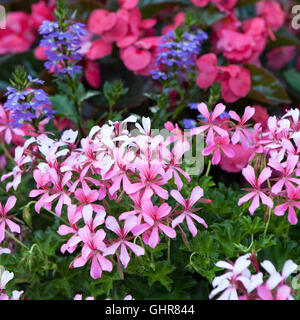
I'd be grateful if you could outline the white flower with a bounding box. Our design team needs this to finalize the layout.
[0,267,14,290]
[261,259,297,290]
[209,254,251,300]
[0,247,10,255]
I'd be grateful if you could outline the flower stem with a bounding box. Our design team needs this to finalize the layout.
[167,236,171,264]
[264,209,272,235]
[1,141,15,163]
[205,159,212,176]
[5,230,29,250]
[44,207,69,225]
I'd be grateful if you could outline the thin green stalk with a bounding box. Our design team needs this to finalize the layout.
[1,141,15,163]
[264,209,272,235]
[44,208,69,225]
[205,159,212,176]
[167,236,171,264]
[5,230,29,250]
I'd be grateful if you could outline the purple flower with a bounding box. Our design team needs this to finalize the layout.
[4,76,55,128]
[183,118,197,129]
[151,29,208,81]
[39,20,86,76]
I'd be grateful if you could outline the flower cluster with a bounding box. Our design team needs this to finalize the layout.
[39,20,86,76]
[237,109,300,224]
[2,117,209,279]
[191,103,300,225]
[151,29,208,81]
[4,76,54,128]
[191,103,255,172]
[209,253,297,300]
[0,249,23,300]
[87,1,160,76]
[195,53,251,103]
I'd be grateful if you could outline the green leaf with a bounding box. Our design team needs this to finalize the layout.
[50,94,77,122]
[194,5,226,26]
[139,0,189,17]
[283,68,300,93]
[235,0,260,6]
[246,64,291,104]
[267,28,300,50]
[139,0,189,6]
[0,51,43,90]
[240,216,265,235]
[144,261,175,291]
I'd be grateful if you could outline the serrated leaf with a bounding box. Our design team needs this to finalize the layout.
[144,261,175,291]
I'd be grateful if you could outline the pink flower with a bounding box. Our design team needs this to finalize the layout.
[132,201,176,248]
[268,154,300,195]
[218,65,251,103]
[86,40,112,60]
[192,103,228,143]
[84,60,101,88]
[267,46,296,70]
[131,163,169,200]
[229,106,255,147]
[252,105,269,129]
[1,146,32,191]
[57,204,81,254]
[0,12,36,55]
[238,165,274,215]
[195,57,251,103]
[101,10,128,43]
[75,182,105,214]
[216,18,267,63]
[256,0,285,32]
[104,147,141,196]
[118,0,139,9]
[0,196,20,243]
[195,54,219,89]
[274,184,300,225]
[171,187,208,237]
[73,226,112,279]
[120,37,160,75]
[0,105,24,145]
[88,9,117,36]
[30,1,55,28]
[119,192,143,221]
[81,205,106,233]
[219,144,253,173]
[104,216,144,268]
[203,135,235,165]
[190,0,210,7]
[40,169,72,217]
[121,45,152,72]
